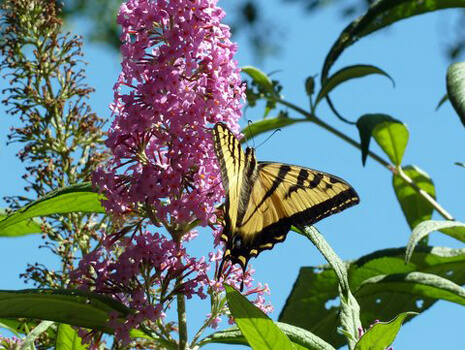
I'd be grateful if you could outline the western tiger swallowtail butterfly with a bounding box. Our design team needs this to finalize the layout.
[212,122,359,284]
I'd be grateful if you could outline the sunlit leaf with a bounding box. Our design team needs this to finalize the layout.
[356,272,465,306]
[0,183,105,234]
[372,121,409,166]
[406,220,465,263]
[241,117,306,143]
[20,321,54,350]
[242,66,275,95]
[0,210,43,237]
[56,324,88,350]
[224,284,294,350]
[199,323,335,350]
[354,312,416,350]
[393,165,435,230]
[356,114,400,166]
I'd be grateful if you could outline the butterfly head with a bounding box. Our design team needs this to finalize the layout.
[244,146,257,164]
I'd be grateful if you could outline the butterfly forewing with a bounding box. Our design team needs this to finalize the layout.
[212,123,247,240]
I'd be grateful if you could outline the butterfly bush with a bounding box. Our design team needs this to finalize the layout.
[72,0,272,344]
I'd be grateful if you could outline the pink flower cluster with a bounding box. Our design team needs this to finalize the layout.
[93,0,244,228]
[76,0,273,343]
[72,230,207,343]
[0,336,23,350]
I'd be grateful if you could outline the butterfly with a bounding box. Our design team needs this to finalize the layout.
[212,122,360,284]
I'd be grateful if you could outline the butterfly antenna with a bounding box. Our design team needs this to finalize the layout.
[246,120,255,148]
[255,128,281,150]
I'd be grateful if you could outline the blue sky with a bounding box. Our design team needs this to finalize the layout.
[1,1,465,349]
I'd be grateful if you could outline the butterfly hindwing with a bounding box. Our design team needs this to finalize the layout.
[236,162,359,261]
[254,162,359,228]
[212,122,360,277]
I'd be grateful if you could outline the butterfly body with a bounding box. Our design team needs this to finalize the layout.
[212,122,360,276]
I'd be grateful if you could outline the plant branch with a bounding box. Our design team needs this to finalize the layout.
[276,97,455,222]
[177,283,188,350]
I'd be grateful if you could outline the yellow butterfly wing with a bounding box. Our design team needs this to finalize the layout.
[212,122,360,275]
[235,162,359,267]
[212,122,247,243]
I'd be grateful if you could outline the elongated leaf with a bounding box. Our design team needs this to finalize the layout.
[20,321,54,350]
[56,324,88,350]
[224,284,294,350]
[322,0,465,82]
[393,165,435,230]
[199,323,335,350]
[356,272,465,306]
[241,117,306,143]
[356,114,400,165]
[406,220,465,263]
[242,66,275,95]
[294,226,361,349]
[354,312,416,350]
[0,319,37,336]
[279,246,465,348]
[372,121,409,166]
[0,289,131,333]
[446,62,465,127]
[0,211,43,237]
[0,319,21,336]
[315,65,394,107]
[0,183,105,234]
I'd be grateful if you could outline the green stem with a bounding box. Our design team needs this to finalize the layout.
[300,226,361,350]
[277,98,392,169]
[177,285,188,350]
[276,97,455,222]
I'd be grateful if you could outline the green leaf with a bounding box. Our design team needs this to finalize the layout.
[0,289,131,333]
[356,114,400,166]
[242,66,275,95]
[315,65,394,107]
[356,272,465,306]
[0,183,106,234]
[241,117,306,144]
[406,220,465,263]
[436,94,449,111]
[322,0,465,82]
[354,312,416,350]
[20,321,54,350]
[224,284,294,350]
[56,324,88,350]
[446,62,465,127]
[279,246,465,348]
[372,121,409,166]
[0,210,43,237]
[0,319,22,335]
[199,323,335,350]
[392,165,435,230]
[455,162,465,167]
[298,226,362,348]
